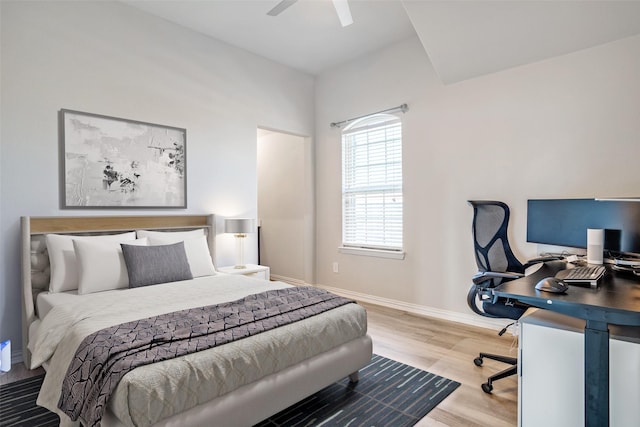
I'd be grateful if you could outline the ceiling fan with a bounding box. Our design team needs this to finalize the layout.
[267,0,354,27]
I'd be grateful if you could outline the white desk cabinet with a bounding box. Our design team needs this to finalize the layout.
[519,309,640,427]
[218,264,270,281]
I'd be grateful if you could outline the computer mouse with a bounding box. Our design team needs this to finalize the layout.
[535,277,568,293]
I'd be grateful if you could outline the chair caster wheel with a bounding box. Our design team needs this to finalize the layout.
[481,382,493,393]
[474,357,483,366]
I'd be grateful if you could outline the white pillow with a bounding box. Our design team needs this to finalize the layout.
[45,232,136,293]
[136,228,205,243]
[136,229,215,277]
[74,238,148,295]
[182,236,217,277]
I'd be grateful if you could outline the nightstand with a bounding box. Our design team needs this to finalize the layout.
[218,264,270,280]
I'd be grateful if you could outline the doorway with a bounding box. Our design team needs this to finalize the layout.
[257,128,314,285]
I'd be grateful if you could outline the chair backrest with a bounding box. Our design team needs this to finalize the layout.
[469,200,524,283]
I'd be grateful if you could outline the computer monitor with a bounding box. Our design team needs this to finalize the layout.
[527,198,640,256]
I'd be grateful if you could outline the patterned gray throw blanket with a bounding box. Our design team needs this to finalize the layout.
[58,287,354,427]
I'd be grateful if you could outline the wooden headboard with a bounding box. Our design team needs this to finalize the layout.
[20,214,215,367]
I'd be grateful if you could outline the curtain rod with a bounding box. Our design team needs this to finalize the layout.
[330,103,408,128]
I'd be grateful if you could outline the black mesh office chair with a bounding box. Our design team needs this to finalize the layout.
[467,200,531,393]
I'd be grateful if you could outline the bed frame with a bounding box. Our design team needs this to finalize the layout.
[21,214,372,426]
[21,214,216,368]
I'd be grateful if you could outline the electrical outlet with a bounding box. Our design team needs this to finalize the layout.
[332,262,339,273]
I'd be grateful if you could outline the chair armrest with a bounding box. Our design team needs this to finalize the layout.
[472,271,524,285]
[523,256,563,270]
[466,285,502,318]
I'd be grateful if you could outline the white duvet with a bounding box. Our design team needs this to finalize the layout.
[31,275,367,427]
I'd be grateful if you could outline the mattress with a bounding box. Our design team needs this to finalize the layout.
[34,275,236,319]
[30,275,368,427]
[36,290,78,319]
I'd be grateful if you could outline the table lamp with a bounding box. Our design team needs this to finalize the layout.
[225,218,255,269]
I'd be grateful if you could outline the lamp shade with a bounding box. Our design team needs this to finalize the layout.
[225,218,255,234]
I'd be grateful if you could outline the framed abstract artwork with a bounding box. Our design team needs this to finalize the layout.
[61,109,187,208]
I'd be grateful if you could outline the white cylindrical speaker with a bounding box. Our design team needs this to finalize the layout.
[587,228,604,265]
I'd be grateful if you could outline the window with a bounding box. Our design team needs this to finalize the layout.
[341,113,403,255]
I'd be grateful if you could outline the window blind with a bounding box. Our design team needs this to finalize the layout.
[342,114,403,251]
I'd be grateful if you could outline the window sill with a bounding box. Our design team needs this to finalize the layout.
[338,246,405,260]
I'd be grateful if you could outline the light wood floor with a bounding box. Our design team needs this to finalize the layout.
[361,301,519,427]
[1,302,518,426]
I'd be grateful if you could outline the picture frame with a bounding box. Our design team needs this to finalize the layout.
[61,109,187,208]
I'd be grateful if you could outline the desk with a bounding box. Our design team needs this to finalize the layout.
[519,309,640,426]
[494,261,640,427]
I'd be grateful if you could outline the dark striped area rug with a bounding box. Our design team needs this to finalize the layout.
[0,355,459,427]
[256,354,461,426]
[0,375,59,427]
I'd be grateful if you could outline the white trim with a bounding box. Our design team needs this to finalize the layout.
[315,284,512,331]
[338,246,405,260]
[270,274,310,287]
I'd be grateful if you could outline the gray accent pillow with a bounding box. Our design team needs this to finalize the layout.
[121,241,193,288]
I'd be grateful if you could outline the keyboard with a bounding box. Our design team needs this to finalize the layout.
[555,265,606,287]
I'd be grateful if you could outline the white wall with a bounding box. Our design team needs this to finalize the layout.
[0,1,314,361]
[315,35,640,323]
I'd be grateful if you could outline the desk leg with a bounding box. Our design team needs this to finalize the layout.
[584,320,609,427]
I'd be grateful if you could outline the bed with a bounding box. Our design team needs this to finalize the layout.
[21,215,372,427]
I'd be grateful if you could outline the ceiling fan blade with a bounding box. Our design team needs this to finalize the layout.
[267,0,299,17]
[332,0,353,27]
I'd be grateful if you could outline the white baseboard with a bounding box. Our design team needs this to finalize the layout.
[270,274,310,287]
[315,283,511,332]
